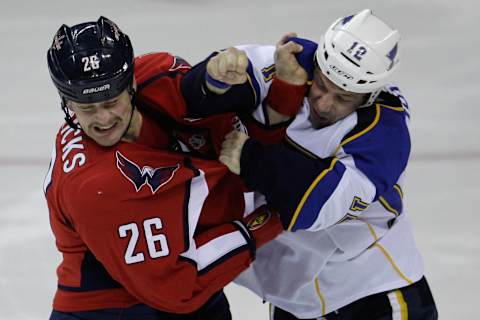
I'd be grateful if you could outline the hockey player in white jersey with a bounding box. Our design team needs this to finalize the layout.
[205,9,438,320]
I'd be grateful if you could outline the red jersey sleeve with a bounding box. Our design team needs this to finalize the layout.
[135,52,191,120]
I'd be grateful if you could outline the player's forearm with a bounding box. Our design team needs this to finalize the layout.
[239,138,335,229]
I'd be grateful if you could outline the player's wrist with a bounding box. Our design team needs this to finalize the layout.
[266,75,307,116]
[205,72,232,95]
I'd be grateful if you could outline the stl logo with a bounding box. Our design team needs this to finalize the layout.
[116,151,180,194]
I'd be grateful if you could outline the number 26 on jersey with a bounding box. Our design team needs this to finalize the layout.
[118,217,170,265]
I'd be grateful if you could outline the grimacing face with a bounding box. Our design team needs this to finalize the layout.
[308,68,367,128]
[67,89,135,147]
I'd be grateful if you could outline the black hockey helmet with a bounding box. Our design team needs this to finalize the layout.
[47,16,134,104]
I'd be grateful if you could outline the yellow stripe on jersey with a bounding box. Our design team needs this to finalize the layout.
[287,158,339,231]
[333,104,381,156]
[379,196,400,217]
[365,222,379,241]
[365,222,413,284]
[375,243,413,284]
[378,103,405,112]
[285,135,319,159]
[245,73,258,106]
[395,289,409,320]
[314,277,327,316]
[394,184,404,199]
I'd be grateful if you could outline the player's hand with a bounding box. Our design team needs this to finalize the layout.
[274,32,308,85]
[206,47,249,94]
[219,130,250,175]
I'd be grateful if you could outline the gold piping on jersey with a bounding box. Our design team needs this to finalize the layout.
[395,290,409,320]
[365,222,413,284]
[379,196,400,217]
[394,184,404,199]
[285,135,319,159]
[245,73,258,106]
[287,158,339,231]
[333,104,381,156]
[378,103,405,112]
[314,277,327,316]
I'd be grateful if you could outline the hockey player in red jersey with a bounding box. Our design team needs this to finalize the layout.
[44,17,282,320]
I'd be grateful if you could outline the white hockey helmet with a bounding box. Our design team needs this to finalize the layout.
[316,9,400,95]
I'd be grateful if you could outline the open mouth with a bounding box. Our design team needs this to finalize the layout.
[93,122,117,135]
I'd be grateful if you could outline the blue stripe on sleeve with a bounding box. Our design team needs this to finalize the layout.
[246,60,262,106]
[291,160,346,231]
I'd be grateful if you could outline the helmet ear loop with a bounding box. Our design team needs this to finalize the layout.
[358,89,381,109]
[61,97,81,130]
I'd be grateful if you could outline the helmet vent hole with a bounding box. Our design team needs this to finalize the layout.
[357,80,367,85]
[324,51,329,60]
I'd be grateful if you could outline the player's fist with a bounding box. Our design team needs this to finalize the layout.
[219,130,249,175]
[274,33,308,85]
[206,47,249,94]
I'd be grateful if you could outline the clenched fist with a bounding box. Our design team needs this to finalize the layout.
[206,47,249,94]
[219,130,250,175]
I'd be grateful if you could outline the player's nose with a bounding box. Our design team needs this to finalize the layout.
[315,94,334,113]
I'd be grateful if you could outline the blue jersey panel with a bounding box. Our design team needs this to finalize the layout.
[379,184,403,217]
[246,60,262,107]
[342,106,410,200]
[292,159,346,231]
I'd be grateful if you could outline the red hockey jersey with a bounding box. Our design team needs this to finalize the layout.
[43,52,281,313]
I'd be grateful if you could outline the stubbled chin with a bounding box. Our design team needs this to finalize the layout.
[309,113,330,129]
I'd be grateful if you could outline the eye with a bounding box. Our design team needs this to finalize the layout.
[337,95,355,104]
[78,105,94,112]
[105,100,118,108]
[315,80,326,90]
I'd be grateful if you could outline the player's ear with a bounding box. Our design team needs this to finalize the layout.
[132,79,137,91]
[65,100,75,112]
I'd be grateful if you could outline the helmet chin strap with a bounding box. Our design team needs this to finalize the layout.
[61,98,81,130]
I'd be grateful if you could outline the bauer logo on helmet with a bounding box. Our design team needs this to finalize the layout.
[82,84,111,95]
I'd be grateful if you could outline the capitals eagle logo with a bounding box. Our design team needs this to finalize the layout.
[116,151,180,194]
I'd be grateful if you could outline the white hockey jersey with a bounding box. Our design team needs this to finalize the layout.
[233,45,424,318]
